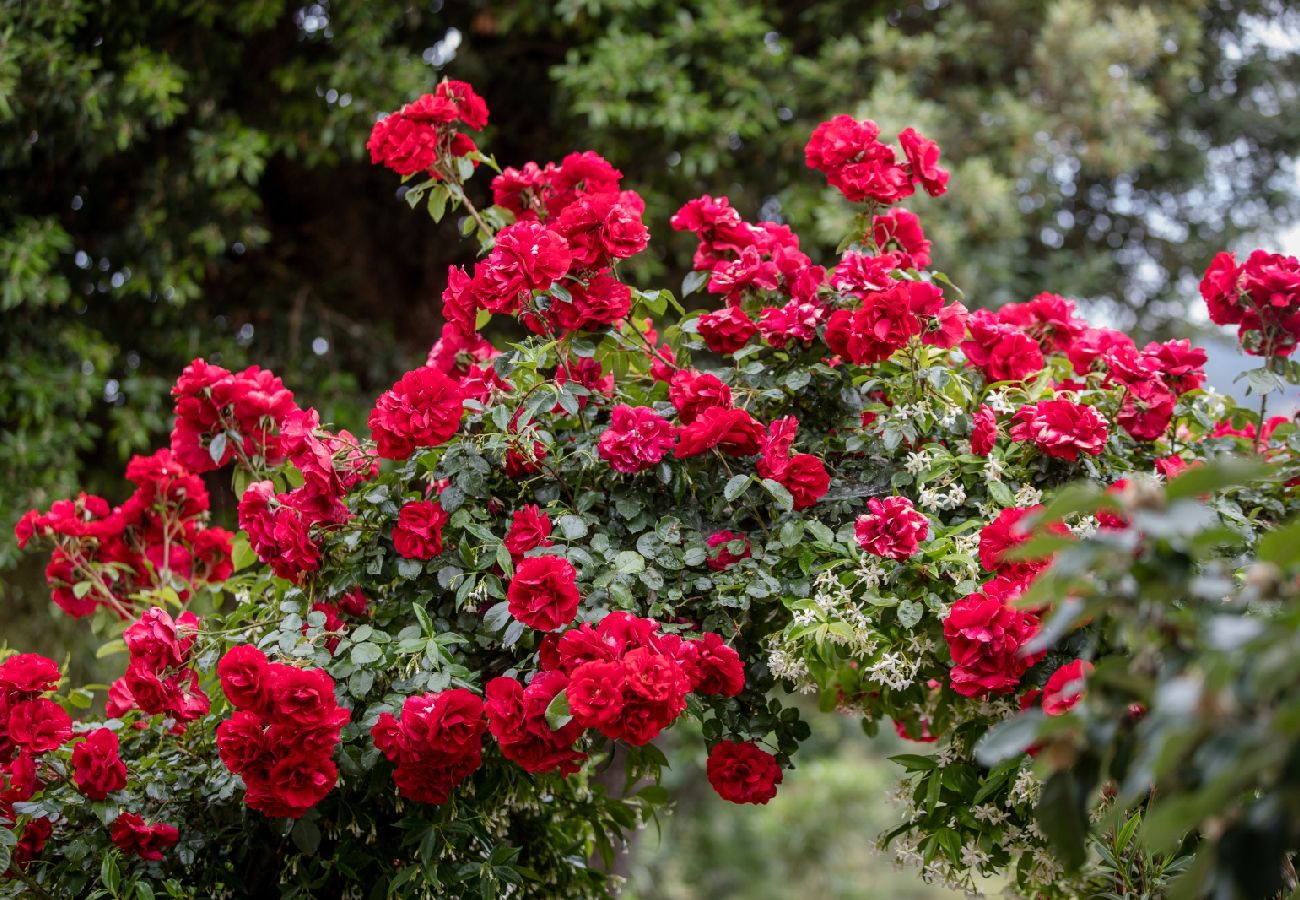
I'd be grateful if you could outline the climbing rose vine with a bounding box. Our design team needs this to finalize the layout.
[2,80,1297,899]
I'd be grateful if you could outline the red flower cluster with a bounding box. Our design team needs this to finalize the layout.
[706,531,752,571]
[1009,399,1109,461]
[392,499,451,560]
[109,812,179,861]
[215,646,350,818]
[238,481,322,583]
[484,671,586,775]
[804,116,948,203]
[755,418,831,510]
[1,653,66,852]
[1201,249,1300,357]
[542,613,743,749]
[507,555,581,631]
[170,358,297,473]
[855,496,929,560]
[706,740,783,805]
[943,584,1044,697]
[71,727,128,801]
[17,448,233,619]
[960,309,1045,383]
[367,80,488,177]
[825,269,966,364]
[671,195,825,355]
[372,689,485,805]
[106,608,209,728]
[368,366,465,461]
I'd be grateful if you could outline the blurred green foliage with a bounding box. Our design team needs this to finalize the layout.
[627,708,972,899]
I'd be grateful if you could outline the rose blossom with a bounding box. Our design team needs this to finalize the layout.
[854,496,929,560]
[507,555,581,631]
[706,741,783,804]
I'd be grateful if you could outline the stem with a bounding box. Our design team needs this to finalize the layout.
[1255,390,1269,455]
[458,190,492,239]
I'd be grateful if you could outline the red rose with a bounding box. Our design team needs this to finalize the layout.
[0,653,60,698]
[697,306,758,354]
[237,482,321,582]
[368,366,465,461]
[1042,659,1094,716]
[566,660,627,730]
[1117,379,1176,442]
[71,727,128,801]
[898,127,949,197]
[110,812,179,861]
[943,590,1043,697]
[7,698,72,753]
[682,633,745,697]
[873,208,931,269]
[507,555,581,632]
[961,310,1045,382]
[979,506,1062,580]
[971,405,998,455]
[392,500,450,559]
[706,740,783,804]
[669,370,733,425]
[705,531,751,571]
[270,664,342,729]
[504,504,554,560]
[395,689,486,758]
[1009,399,1109,461]
[217,644,271,713]
[256,752,338,818]
[12,816,52,869]
[216,710,274,781]
[475,221,572,314]
[484,673,586,776]
[855,496,928,560]
[597,405,676,474]
[674,406,765,459]
[776,454,830,510]
[1200,251,1244,325]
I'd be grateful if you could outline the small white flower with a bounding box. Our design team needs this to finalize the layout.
[905,450,932,475]
[1014,483,1043,506]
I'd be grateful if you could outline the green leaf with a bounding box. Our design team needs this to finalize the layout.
[101,853,122,895]
[96,638,128,659]
[896,598,923,629]
[350,642,382,666]
[482,601,511,632]
[723,474,751,502]
[1165,457,1273,501]
[208,431,228,464]
[681,269,708,297]
[1035,771,1088,871]
[291,817,321,856]
[1258,516,1300,565]
[614,550,645,575]
[557,515,588,539]
[231,535,256,572]
[544,690,572,730]
[973,710,1044,766]
[760,478,794,511]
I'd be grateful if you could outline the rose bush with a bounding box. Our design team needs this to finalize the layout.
[2,78,1298,898]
